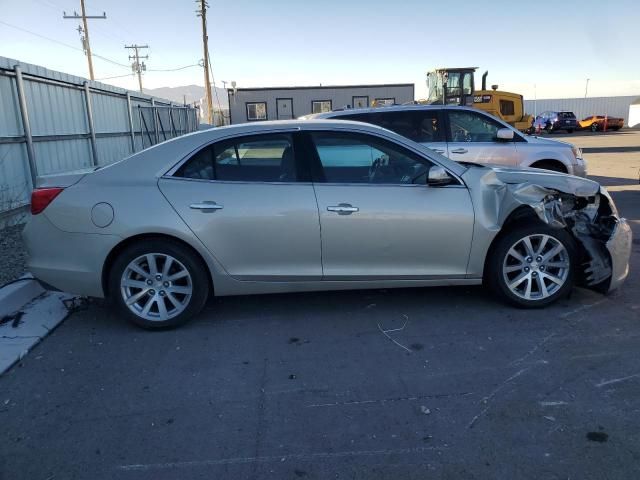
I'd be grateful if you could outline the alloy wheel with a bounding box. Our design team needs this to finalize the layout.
[502,234,570,301]
[120,253,193,321]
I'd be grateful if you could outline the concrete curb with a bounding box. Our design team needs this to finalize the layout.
[0,274,43,318]
[0,275,75,375]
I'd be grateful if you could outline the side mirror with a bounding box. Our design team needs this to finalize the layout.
[427,166,452,186]
[496,128,514,141]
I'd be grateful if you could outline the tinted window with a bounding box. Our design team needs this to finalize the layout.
[310,132,431,184]
[353,96,368,108]
[499,100,515,116]
[462,72,473,95]
[559,112,576,119]
[447,110,502,142]
[176,133,297,182]
[312,101,332,114]
[374,98,395,106]
[246,102,267,121]
[414,111,444,143]
[339,110,444,143]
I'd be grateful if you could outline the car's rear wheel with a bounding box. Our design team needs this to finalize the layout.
[109,240,209,329]
[486,224,576,308]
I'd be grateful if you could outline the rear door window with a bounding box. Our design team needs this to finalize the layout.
[339,110,444,143]
[175,133,299,182]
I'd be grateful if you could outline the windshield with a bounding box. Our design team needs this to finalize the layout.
[427,71,474,104]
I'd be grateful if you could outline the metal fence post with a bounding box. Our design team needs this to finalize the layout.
[138,106,145,150]
[150,98,159,145]
[126,92,136,153]
[83,81,98,166]
[14,65,38,189]
[169,108,176,138]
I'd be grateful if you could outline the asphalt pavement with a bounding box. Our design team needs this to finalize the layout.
[1,131,639,480]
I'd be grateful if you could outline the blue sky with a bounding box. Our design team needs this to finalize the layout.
[1,0,639,99]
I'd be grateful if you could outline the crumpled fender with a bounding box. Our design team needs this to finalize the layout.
[462,166,622,290]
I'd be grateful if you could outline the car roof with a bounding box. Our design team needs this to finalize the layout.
[302,104,480,119]
[95,119,468,182]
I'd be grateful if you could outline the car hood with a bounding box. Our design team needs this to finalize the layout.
[523,135,573,149]
[486,165,598,196]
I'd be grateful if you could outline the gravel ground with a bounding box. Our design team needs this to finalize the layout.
[0,224,27,285]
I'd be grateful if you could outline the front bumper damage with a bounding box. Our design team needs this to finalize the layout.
[605,218,632,291]
[474,168,632,293]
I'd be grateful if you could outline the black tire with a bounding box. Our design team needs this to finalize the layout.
[567,129,574,133]
[485,223,577,308]
[108,239,209,329]
[591,123,599,132]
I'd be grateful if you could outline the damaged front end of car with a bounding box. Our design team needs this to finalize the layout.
[468,167,632,293]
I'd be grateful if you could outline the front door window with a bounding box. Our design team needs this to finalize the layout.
[310,131,431,184]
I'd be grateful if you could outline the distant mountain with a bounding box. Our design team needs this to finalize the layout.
[144,84,229,109]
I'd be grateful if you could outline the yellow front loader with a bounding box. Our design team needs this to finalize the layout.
[425,68,533,133]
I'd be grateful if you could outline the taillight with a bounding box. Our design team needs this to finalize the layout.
[31,187,64,215]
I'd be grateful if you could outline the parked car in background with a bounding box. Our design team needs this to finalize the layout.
[532,111,578,134]
[23,120,631,329]
[578,115,624,132]
[302,105,586,176]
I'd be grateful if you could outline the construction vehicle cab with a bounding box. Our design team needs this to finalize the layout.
[426,67,476,106]
[427,67,533,133]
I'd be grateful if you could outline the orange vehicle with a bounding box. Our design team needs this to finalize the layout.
[579,115,624,132]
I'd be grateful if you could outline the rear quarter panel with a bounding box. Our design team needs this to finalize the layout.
[42,177,229,296]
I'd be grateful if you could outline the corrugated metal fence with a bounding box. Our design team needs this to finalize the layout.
[0,56,199,218]
[524,95,639,125]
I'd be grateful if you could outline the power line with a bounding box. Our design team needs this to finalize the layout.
[147,64,200,72]
[207,50,223,116]
[0,19,129,70]
[63,0,107,80]
[95,72,135,81]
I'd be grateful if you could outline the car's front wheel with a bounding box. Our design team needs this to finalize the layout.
[486,224,576,308]
[108,239,209,329]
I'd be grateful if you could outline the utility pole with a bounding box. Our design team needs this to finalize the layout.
[125,44,149,93]
[196,0,213,124]
[63,1,106,80]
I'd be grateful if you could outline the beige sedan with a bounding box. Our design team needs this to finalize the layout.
[23,120,631,328]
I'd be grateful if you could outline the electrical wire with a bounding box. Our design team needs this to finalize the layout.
[147,64,200,72]
[95,73,135,81]
[207,51,224,116]
[0,19,130,69]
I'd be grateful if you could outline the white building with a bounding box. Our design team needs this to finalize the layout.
[226,84,415,124]
[628,97,640,128]
[524,95,639,126]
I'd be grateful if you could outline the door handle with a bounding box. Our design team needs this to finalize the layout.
[433,149,445,154]
[190,201,224,211]
[451,148,468,154]
[327,203,359,215]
